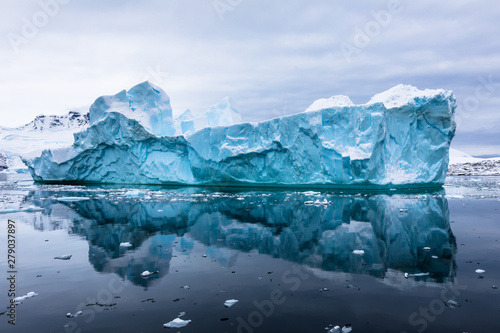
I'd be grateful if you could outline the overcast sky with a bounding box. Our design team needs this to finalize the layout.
[1,0,499,155]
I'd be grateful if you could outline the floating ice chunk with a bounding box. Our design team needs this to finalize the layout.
[163,318,191,328]
[445,195,465,199]
[443,299,461,308]
[124,190,144,197]
[0,206,45,214]
[224,299,239,308]
[54,254,72,260]
[303,191,320,196]
[475,269,485,274]
[66,310,83,318]
[432,255,438,259]
[181,285,190,289]
[141,270,159,278]
[423,247,431,251]
[13,291,38,304]
[404,272,429,278]
[328,324,352,333]
[119,242,132,247]
[304,201,314,206]
[352,250,365,255]
[57,197,90,202]
[320,288,329,292]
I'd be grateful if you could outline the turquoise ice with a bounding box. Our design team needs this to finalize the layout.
[24,82,456,188]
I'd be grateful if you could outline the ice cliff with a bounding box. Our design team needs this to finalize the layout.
[24,82,456,188]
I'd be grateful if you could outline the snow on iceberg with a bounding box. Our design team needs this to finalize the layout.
[24,83,456,188]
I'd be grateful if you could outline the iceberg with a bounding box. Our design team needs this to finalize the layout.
[24,83,456,188]
[177,97,242,135]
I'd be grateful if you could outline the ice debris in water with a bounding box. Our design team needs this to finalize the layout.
[66,310,83,318]
[54,254,72,260]
[163,318,192,328]
[352,250,365,255]
[119,242,132,247]
[475,269,485,274]
[13,292,38,304]
[141,270,159,278]
[57,197,90,202]
[443,299,461,308]
[124,190,144,197]
[327,324,352,333]
[404,272,429,278]
[0,206,45,214]
[224,299,239,307]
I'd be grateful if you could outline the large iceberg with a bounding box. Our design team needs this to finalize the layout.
[24,82,456,188]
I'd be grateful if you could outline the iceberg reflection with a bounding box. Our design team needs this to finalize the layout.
[26,189,456,286]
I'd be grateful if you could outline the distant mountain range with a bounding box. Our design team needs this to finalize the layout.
[0,110,89,172]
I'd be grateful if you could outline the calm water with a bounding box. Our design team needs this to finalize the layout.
[0,175,499,332]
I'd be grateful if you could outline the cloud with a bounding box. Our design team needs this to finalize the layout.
[0,0,499,154]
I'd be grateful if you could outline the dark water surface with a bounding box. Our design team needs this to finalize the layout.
[0,175,499,332]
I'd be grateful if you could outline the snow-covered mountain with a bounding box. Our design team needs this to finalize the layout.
[21,111,89,131]
[0,110,89,172]
[448,148,500,176]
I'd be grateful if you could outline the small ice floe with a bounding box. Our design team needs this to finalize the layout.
[304,201,314,206]
[13,292,38,304]
[124,190,144,197]
[327,324,352,333]
[431,255,438,259]
[66,310,83,318]
[352,250,365,255]
[492,285,498,289]
[445,195,465,199]
[224,299,239,308]
[178,311,186,317]
[423,247,431,251]
[57,197,90,202]
[141,270,159,278]
[0,206,45,214]
[119,242,132,248]
[475,269,486,274]
[163,318,191,328]
[181,285,190,289]
[404,272,429,279]
[54,254,72,260]
[303,191,320,196]
[443,299,461,308]
[399,208,408,213]
[320,288,329,292]
[157,209,163,212]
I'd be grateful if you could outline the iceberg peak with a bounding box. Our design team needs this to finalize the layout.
[89,81,175,137]
[367,84,453,109]
[306,95,355,112]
